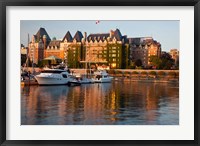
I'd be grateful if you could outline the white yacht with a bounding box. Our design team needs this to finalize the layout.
[35,68,73,85]
[92,70,113,83]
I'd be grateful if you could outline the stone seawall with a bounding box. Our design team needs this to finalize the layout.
[25,67,179,82]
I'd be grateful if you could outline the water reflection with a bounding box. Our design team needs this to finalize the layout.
[21,82,179,125]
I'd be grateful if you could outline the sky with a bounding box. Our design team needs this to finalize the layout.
[20,20,179,52]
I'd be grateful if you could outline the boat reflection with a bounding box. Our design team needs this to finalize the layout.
[21,82,179,125]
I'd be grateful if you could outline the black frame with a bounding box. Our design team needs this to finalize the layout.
[0,0,199,146]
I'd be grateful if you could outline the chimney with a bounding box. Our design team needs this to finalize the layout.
[84,32,87,40]
[32,35,35,43]
[110,30,114,38]
[43,35,47,49]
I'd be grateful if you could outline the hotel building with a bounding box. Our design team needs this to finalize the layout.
[28,27,163,69]
[169,49,179,66]
[129,37,161,68]
[28,28,51,64]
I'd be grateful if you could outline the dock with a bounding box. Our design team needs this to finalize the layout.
[21,80,38,86]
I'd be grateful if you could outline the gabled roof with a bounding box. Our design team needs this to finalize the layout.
[62,31,73,42]
[87,29,124,42]
[48,40,61,48]
[129,37,161,47]
[73,31,83,42]
[113,29,122,41]
[35,27,51,43]
[87,33,109,42]
[128,38,141,45]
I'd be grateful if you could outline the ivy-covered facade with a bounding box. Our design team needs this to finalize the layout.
[30,28,154,69]
[85,29,130,69]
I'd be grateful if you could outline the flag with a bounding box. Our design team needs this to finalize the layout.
[95,20,100,24]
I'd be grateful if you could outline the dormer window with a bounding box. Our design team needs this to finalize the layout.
[113,37,117,43]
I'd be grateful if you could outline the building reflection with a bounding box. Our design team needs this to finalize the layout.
[21,82,179,125]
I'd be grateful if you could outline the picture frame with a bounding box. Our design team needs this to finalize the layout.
[0,0,199,145]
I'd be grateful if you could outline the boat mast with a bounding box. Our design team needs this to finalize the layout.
[23,33,30,72]
[27,33,29,68]
[32,36,35,74]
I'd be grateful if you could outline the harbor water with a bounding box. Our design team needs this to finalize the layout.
[21,82,179,125]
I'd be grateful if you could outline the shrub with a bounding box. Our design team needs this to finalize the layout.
[117,70,123,74]
[168,72,176,76]
[176,72,179,77]
[86,69,91,74]
[149,71,156,75]
[136,66,143,69]
[141,71,147,75]
[158,71,166,76]
[132,71,139,74]
[108,69,115,74]
[124,71,130,74]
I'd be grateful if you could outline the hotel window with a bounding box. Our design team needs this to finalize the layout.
[112,54,116,57]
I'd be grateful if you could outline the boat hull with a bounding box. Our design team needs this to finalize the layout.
[35,76,71,85]
[80,78,94,84]
[69,81,81,86]
[93,77,113,83]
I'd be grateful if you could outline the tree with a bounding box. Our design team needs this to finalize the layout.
[21,55,32,67]
[52,37,56,40]
[21,54,27,66]
[149,53,175,70]
[135,59,142,67]
[149,55,162,69]
[160,53,175,69]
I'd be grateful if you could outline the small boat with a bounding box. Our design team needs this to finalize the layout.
[92,70,113,83]
[69,76,94,85]
[80,77,94,84]
[69,80,81,86]
[35,68,73,85]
